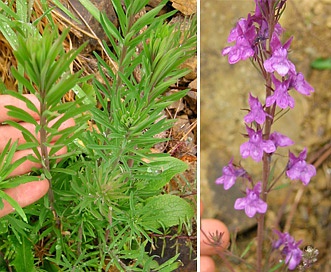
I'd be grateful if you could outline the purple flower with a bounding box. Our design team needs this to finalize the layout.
[216,159,246,190]
[266,75,294,109]
[286,148,316,185]
[240,126,276,162]
[264,47,296,76]
[270,34,292,52]
[273,230,303,270]
[270,131,294,148]
[290,72,314,95]
[222,17,256,64]
[244,93,270,125]
[234,182,267,217]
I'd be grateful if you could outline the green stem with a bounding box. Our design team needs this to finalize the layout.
[39,95,58,225]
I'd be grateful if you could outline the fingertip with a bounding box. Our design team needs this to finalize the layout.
[0,179,49,218]
[15,179,49,208]
[200,218,230,255]
[200,255,216,272]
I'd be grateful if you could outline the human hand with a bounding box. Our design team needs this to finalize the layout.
[0,94,74,218]
[200,200,230,272]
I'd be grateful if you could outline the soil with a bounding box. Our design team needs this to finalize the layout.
[201,1,331,271]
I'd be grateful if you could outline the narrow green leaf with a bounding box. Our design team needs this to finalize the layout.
[126,0,149,17]
[4,120,38,144]
[130,4,166,35]
[0,139,16,169]
[10,67,36,94]
[5,105,38,125]
[0,176,40,190]
[157,253,181,271]
[0,191,27,222]
[0,2,19,19]
[51,168,76,176]
[111,0,127,34]
[78,0,101,23]
[100,12,122,45]
[0,20,18,49]
[46,73,82,106]
[240,239,255,258]
[51,0,80,22]
[268,261,285,272]
[16,0,28,23]
[0,156,27,181]
[5,90,39,114]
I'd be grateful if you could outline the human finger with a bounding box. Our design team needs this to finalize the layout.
[0,179,49,218]
[200,218,230,256]
[7,146,67,177]
[0,117,75,152]
[0,94,40,123]
[200,255,216,272]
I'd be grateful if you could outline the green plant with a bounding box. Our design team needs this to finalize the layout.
[0,0,196,270]
[311,57,331,70]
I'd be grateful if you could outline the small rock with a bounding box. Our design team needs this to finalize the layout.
[148,0,163,7]
[166,89,185,111]
[182,56,197,80]
[170,0,196,15]
[185,90,197,115]
[189,78,197,89]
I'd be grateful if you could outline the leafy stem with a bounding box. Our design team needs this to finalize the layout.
[8,27,91,221]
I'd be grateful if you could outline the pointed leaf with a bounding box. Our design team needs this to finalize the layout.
[141,194,194,229]
[9,234,34,270]
[0,191,27,222]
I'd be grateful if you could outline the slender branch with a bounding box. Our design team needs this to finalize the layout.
[257,36,273,270]
[39,93,59,226]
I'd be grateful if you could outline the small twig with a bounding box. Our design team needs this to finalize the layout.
[168,120,197,155]
[284,183,305,233]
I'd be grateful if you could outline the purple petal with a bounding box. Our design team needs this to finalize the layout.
[262,140,276,153]
[270,132,294,147]
[245,205,257,217]
[255,199,268,213]
[250,145,264,161]
[240,142,251,158]
[234,197,247,210]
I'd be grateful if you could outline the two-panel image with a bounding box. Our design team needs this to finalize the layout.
[0,0,328,271]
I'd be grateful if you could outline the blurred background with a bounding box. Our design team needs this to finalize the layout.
[200,1,331,270]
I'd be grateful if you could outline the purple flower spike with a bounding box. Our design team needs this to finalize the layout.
[270,131,294,148]
[234,182,267,218]
[266,75,294,109]
[240,126,276,162]
[263,47,296,76]
[216,159,246,190]
[222,17,256,64]
[286,148,316,185]
[273,230,303,270]
[244,93,270,125]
